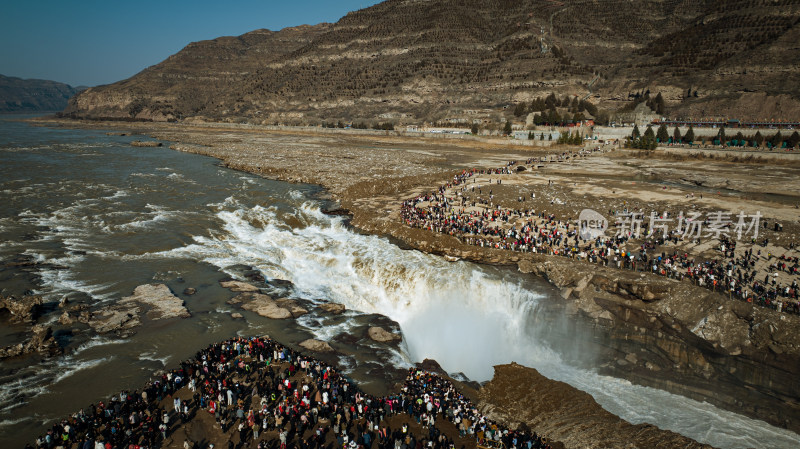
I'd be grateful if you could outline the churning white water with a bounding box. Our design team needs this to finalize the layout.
[146,197,800,449]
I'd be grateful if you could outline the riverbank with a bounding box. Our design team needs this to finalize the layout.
[27,117,800,439]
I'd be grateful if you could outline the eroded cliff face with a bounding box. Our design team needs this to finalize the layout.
[517,256,800,433]
[61,0,800,123]
[477,363,713,449]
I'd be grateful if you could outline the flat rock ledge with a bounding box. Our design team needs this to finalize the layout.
[220,280,260,292]
[368,326,402,343]
[299,339,335,353]
[121,283,190,320]
[87,284,189,336]
[229,292,308,319]
[130,140,162,147]
[318,302,346,315]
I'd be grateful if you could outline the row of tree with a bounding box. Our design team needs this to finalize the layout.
[557,131,585,145]
[631,124,800,148]
[514,94,599,118]
[531,110,588,126]
[714,127,800,148]
[320,121,395,130]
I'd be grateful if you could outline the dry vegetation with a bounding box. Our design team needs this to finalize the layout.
[63,0,800,125]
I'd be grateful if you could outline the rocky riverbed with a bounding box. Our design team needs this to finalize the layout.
[20,117,800,444]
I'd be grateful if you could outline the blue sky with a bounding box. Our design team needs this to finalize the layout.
[0,0,381,87]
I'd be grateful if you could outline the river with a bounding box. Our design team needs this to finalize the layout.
[0,115,798,448]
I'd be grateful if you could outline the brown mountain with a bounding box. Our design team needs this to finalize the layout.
[0,74,84,113]
[62,0,800,125]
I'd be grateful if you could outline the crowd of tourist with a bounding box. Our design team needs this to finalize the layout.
[28,336,554,449]
[399,151,800,314]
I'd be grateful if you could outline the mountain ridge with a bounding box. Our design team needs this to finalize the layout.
[62,0,800,125]
[0,74,85,113]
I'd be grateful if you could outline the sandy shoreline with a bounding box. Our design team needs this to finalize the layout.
[23,117,800,444]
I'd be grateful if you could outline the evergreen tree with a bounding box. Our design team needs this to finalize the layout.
[514,103,527,117]
[471,123,479,135]
[717,127,726,145]
[684,126,694,143]
[734,131,745,147]
[654,92,666,115]
[647,136,657,150]
[656,124,669,142]
[581,100,598,117]
[672,126,682,144]
[540,132,545,140]
[788,131,800,149]
[754,131,764,147]
[644,125,655,140]
[631,124,641,139]
[545,93,558,109]
[771,131,784,148]
[549,110,561,125]
[503,121,512,135]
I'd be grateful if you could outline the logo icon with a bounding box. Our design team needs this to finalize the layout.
[578,209,608,240]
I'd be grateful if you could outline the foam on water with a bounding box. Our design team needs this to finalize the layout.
[138,352,170,367]
[142,200,800,449]
[117,204,177,230]
[296,313,360,342]
[0,343,118,414]
[53,357,112,385]
[0,417,32,428]
[30,251,117,302]
[72,337,128,355]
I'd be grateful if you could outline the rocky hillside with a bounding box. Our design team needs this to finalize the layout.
[63,0,800,124]
[0,75,84,113]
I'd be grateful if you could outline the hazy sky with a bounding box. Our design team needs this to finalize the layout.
[0,0,382,87]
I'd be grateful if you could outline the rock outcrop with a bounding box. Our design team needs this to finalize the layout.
[0,295,43,323]
[130,140,162,147]
[229,292,308,319]
[274,298,309,317]
[478,363,712,449]
[318,302,346,315]
[368,326,402,343]
[121,283,190,320]
[517,254,800,433]
[0,325,62,359]
[299,339,334,353]
[87,284,189,336]
[220,280,260,292]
